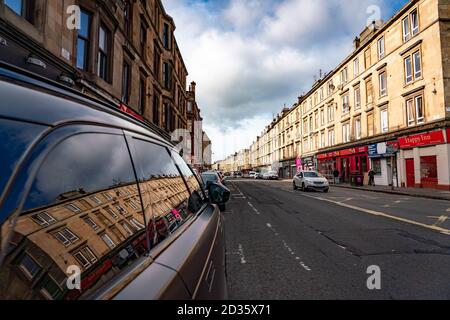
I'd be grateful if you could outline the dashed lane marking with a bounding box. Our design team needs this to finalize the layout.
[248,202,261,215]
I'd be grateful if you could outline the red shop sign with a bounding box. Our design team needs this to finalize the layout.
[317,146,368,160]
[399,130,445,149]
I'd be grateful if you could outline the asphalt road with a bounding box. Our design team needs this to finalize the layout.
[223,179,450,300]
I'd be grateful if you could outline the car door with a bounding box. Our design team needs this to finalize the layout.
[126,133,227,300]
[0,124,189,300]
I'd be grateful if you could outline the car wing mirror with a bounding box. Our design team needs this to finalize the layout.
[208,182,230,211]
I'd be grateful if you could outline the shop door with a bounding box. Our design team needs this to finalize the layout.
[405,159,415,188]
[341,158,349,183]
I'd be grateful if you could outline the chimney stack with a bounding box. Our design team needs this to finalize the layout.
[353,36,360,50]
[190,81,196,94]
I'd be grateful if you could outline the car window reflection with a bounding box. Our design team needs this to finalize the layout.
[131,140,204,250]
[0,133,148,300]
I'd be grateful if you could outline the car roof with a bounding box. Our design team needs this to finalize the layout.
[0,63,173,146]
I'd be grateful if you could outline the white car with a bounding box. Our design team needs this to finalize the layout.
[262,170,279,180]
[293,171,329,192]
[249,171,257,179]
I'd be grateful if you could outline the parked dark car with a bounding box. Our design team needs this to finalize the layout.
[0,64,229,300]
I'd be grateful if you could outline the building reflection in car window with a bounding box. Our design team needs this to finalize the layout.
[0,119,48,210]
[131,139,203,250]
[0,133,148,300]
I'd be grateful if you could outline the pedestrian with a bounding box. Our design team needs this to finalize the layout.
[333,169,339,184]
[368,169,376,186]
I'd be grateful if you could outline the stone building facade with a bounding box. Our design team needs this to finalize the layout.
[217,0,450,189]
[0,0,195,139]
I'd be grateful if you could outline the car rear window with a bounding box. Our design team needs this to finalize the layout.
[0,118,48,216]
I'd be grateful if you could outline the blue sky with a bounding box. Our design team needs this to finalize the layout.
[163,0,410,161]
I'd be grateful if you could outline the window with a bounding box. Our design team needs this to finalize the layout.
[328,128,335,146]
[19,253,41,279]
[327,104,334,122]
[131,139,203,248]
[379,71,387,97]
[65,203,81,213]
[76,10,91,70]
[321,131,325,148]
[73,247,97,269]
[413,51,422,79]
[127,200,139,210]
[404,51,421,84]
[403,9,419,42]
[342,94,350,114]
[106,208,118,219]
[340,67,348,84]
[53,228,79,247]
[320,108,325,126]
[364,47,371,69]
[353,58,359,78]
[121,222,134,236]
[367,113,374,136]
[342,123,350,143]
[153,95,160,125]
[97,25,110,81]
[124,1,132,37]
[130,218,145,230]
[355,118,361,140]
[102,192,113,201]
[139,77,146,114]
[381,109,389,133]
[407,95,424,126]
[90,196,102,205]
[377,36,385,60]
[327,81,333,96]
[163,62,171,89]
[101,233,116,249]
[163,23,170,49]
[84,217,99,230]
[411,10,419,36]
[314,112,318,128]
[121,62,131,103]
[40,275,61,300]
[420,156,437,180]
[115,205,127,215]
[372,158,382,175]
[366,79,373,104]
[402,17,411,42]
[354,87,361,109]
[5,0,33,23]
[140,22,147,56]
[31,212,56,227]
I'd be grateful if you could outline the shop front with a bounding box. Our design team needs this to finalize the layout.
[301,156,316,172]
[398,129,450,189]
[280,160,296,179]
[368,141,399,187]
[317,146,369,183]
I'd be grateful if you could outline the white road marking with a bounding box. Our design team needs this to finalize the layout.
[248,202,261,215]
[300,193,450,235]
[238,244,247,264]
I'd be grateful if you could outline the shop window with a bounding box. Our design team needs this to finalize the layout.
[372,158,382,175]
[420,156,437,181]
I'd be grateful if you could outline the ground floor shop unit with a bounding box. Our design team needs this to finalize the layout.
[398,129,450,190]
[317,146,369,183]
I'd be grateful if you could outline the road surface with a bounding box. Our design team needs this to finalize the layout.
[224,179,450,299]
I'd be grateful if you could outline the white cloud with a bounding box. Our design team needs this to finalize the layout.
[163,0,401,162]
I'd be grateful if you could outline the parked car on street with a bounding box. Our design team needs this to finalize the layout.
[249,171,257,179]
[262,170,279,180]
[0,63,229,300]
[293,171,330,192]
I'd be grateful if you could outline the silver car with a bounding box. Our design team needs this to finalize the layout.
[293,171,329,192]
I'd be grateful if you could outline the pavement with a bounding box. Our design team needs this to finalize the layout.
[332,183,450,201]
[224,179,450,300]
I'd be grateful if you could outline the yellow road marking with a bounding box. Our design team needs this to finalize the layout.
[300,193,450,235]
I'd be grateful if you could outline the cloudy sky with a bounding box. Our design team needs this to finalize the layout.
[163,0,409,162]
